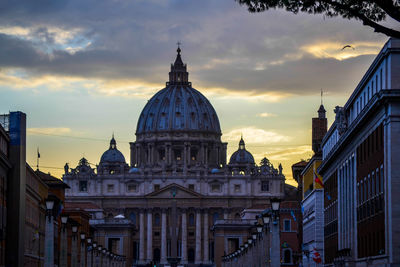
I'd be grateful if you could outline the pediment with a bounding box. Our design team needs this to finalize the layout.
[146,183,203,198]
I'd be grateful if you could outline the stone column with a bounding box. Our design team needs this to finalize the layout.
[161,209,167,264]
[181,210,188,264]
[44,212,54,267]
[195,209,202,264]
[80,240,86,267]
[139,210,145,264]
[60,224,68,267]
[271,219,280,267]
[203,211,209,263]
[183,143,188,171]
[146,209,153,263]
[71,233,78,267]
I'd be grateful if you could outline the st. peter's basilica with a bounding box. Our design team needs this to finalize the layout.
[63,47,285,267]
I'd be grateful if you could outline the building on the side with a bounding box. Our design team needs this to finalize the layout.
[300,104,327,266]
[63,47,286,267]
[24,166,49,267]
[0,115,11,266]
[214,184,302,267]
[319,38,400,266]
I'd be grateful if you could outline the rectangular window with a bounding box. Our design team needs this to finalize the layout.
[79,181,87,192]
[211,184,221,192]
[107,184,114,192]
[188,184,195,191]
[284,219,291,231]
[261,181,269,192]
[127,184,137,192]
[154,184,160,191]
[234,184,241,192]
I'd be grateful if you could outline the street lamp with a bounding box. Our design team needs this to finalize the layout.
[72,225,78,234]
[271,198,281,211]
[45,199,54,220]
[61,214,68,225]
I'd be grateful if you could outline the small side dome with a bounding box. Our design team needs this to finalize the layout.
[100,135,126,164]
[129,167,140,174]
[114,214,125,219]
[211,168,220,174]
[229,137,255,165]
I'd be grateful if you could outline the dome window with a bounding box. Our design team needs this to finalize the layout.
[191,149,197,161]
[158,149,166,161]
[174,149,182,161]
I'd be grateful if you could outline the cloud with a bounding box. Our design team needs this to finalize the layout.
[302,41,382,60]
[256,112,276,118]
[28,127,72,135]
[223,127,290,144]
[0,0,387,98]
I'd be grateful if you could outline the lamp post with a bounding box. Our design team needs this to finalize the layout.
[102,248,106,267]
[44,199,55,267]
[71,225,79,267]
[97,246,103,267]
[80,233,86,267]
[92,242,97,267]
[270,198,281,267]
[87,237,92,267]
[60,214,69,267]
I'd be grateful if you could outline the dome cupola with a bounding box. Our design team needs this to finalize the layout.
[229,137,255,165]
[131,46,227,173]
[136,47,221,135]
[98,135,128,174]
[100,134,126,164]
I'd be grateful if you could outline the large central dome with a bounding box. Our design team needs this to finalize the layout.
[136,47,221,135]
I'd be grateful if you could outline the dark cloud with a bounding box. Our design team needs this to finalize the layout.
[0,0,388,96]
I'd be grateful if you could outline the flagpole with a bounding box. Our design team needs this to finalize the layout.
[37,147,40,171]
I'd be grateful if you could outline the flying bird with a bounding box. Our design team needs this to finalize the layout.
[341,45,355,50]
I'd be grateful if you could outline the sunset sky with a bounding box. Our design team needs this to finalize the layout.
[0,0,388,185]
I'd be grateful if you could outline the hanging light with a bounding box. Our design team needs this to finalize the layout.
[256,222,263,233]
[262,215,270,225]
[271,198,281,211]
[61,215,68,224]
[45,199,55,210]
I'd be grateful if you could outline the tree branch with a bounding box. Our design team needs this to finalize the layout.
[323,0,400,37]
[375,0,400,23]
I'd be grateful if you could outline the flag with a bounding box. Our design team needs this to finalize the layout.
[314,170,324,188]
[290,210,296,221]
[37,148,40,158]
[312,247,322,264]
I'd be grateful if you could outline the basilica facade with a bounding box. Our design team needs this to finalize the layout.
[63,47,285,267]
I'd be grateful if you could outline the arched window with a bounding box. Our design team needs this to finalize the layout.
[189,213,195,226]
[283,249,292,263]
[213,212,219,223]
[129,212,136,225]
[154,213,161,226]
